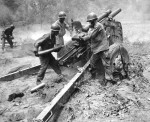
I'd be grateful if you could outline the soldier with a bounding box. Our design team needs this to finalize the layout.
[1,24,15,51]
[54,11,70,58]
[33,23,64,85]
[80,12,109,86]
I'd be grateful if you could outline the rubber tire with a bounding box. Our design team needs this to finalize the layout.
[109,43,129,78]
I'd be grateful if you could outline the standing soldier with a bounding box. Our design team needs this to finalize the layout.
[54,11,70,58]
[1,24,15,51]
[80,12,109,86]
[33,23,64,85]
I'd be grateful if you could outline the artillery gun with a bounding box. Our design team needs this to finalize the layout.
[34,9,130,122]
[63,8,129,82]
[0,9,130,122]
[0,9,129,83]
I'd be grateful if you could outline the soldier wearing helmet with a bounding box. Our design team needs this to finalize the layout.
[34,23,64,85]
[80,12,109,86]
[1,24,15,51]
[54,11,70,58]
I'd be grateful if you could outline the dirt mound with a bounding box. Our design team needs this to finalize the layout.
[0,66,78,122]
[57,55,150,122]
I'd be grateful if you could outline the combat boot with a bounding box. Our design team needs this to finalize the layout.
[56,74,67,83]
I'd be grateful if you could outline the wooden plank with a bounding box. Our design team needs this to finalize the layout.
[0,65,40,81]
[34,60,90,122]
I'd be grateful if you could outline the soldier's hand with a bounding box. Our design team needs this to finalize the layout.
[33,49,39,57]
[54,48,61,52]
[79,36,84,41]
[34,51,39,57]
[54,46,63,52]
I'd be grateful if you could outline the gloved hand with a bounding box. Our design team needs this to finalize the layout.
[54,47,62,52]
[53,45,63,52]
[73,42,79,47]
[79,36,84,41]
[33,48,39,57]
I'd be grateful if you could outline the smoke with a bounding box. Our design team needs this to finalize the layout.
[62,0,150,22]
[1,0,150,44]
[0,0,150,26]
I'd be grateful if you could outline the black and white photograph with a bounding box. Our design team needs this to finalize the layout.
[0,0,150,122]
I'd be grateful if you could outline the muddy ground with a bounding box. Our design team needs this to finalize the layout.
[0,23,150,122]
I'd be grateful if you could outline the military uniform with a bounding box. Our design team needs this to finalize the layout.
[1,26,15,50]
[54,20,70,58]
[34,33,61,82]
[82,22,109,84]
[55,20,69,45]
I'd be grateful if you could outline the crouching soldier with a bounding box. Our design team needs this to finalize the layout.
[1,24,15,51]
[80,12,109,86]
[33,23,64,85]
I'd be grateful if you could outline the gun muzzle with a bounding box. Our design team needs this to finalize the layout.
[98,9,112,22]
[109,8,122,18]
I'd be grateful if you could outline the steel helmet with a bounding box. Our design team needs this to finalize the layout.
[10,24,15,28]
[58,11,66,18]
[51,23,60,31]
[87,12,97,22]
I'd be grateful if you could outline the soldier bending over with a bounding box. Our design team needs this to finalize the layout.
[34,23,64,85]
[1,24,15,51]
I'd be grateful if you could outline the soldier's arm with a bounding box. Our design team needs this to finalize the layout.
[11,28,14,36]
[34,33,50,51]
[9,29,14,38]
[90,24,102,38]
[64,22,70,30]
[82,24,101,41]
[64,22,73,35]
[82,25,90,32]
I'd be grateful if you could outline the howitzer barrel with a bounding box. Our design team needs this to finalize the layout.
[98,9,112,22]
[109,8,121,18]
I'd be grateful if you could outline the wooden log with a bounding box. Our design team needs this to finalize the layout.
[34,60,90,122]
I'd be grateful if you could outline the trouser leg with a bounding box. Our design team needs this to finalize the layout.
[96,52,106,85]
[7,38,13,48]
[90,51,106,85]
[90,52,100,79]
[49,54,61,75]
[37,55,49,82]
